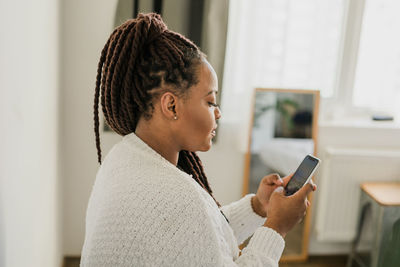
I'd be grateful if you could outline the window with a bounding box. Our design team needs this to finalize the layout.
[224,0,400,121]
[224,0,346,98]
[352,0,400,117]
[222,0,346,150]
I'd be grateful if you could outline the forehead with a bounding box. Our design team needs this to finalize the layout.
[192,60,218,97]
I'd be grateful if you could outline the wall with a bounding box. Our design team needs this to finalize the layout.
[59,0,120,255]
[0,0,62,266]
[309,121,400,254]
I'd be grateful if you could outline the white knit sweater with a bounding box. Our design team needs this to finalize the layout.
[81,133,284,266]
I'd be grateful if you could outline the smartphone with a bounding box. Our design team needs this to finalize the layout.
[284,154,321,196]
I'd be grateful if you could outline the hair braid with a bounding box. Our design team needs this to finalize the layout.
[178,151,206,188]
[184,151,221,207]
[94,29,117,164]
[109,25,136,131]
[102,28,125,130]
[94,13,220,207]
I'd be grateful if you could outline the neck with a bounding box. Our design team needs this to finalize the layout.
[135,118,180,166]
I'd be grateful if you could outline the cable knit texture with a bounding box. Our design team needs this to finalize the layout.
[80,133,285,266]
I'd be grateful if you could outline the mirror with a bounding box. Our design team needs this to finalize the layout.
[243,88,320,262]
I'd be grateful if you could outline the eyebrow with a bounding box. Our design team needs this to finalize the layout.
[204,90,218,96]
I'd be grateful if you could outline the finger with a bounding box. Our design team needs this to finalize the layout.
[272,186,285,196]
[262,173,283,186]
[293,182,314,200]
[308,179,317,191]
[299,209,307,223]
[305,197,311,208]
[282,173,294,187]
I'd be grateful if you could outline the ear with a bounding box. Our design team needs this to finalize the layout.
[160,92,178,120]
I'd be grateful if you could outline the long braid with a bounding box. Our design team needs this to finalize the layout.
[178,151,221,207]
[178,151,206,188]
[94,29,116,164]
[93,13,220,207]
[102,27,125,132]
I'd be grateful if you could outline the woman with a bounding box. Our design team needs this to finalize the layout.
[81,13,316,266]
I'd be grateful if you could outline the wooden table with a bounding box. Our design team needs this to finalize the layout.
[347,182,400,267]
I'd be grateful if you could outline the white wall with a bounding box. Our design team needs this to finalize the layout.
[59,0,121,255]
[0,1,62,267]
[309,122,400,254]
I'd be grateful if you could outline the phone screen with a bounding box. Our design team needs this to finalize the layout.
[285,155,319,196]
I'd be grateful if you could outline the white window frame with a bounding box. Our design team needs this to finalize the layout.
[321,0,369,119]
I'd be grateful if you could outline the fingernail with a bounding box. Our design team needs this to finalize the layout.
[275,186,284,192]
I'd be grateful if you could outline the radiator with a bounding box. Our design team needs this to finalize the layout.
[315,146,400,242]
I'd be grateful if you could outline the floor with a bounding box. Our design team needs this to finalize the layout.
[64,255,349,267]
[63,257,80,267]
[281,256,348,267]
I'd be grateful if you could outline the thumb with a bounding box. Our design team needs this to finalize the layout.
[273,186,285,196]
[294,182,314,199]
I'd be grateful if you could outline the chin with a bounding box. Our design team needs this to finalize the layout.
[197,140,213,152]
[188,135,213,152]
[198,143,212,152]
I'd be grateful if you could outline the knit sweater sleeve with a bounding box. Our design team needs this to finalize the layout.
[151,189,284,267]
[221,194,267,245]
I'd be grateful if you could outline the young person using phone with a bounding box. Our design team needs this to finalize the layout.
[81,13,316,266]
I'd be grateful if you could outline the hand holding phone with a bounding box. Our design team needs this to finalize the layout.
[284,154,320,196]
[264,174,316,237]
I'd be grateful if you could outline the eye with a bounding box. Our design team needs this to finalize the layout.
[208,102,219,108]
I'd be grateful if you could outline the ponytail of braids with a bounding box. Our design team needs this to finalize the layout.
[93,13,221,207]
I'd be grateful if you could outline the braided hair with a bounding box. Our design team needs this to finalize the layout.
[93,13,220,207]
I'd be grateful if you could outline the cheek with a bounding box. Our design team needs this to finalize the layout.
[186,106,214,133]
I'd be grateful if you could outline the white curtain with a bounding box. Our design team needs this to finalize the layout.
[221,0,345,151]
[353,0,400,117]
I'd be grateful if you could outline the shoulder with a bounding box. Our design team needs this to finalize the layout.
[85,154,225,265]
[91,138,219,226]
[84,136,234,265]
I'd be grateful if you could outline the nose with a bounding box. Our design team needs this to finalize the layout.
[215,106,222,120]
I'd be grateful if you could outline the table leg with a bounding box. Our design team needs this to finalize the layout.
[347,193,371,267]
